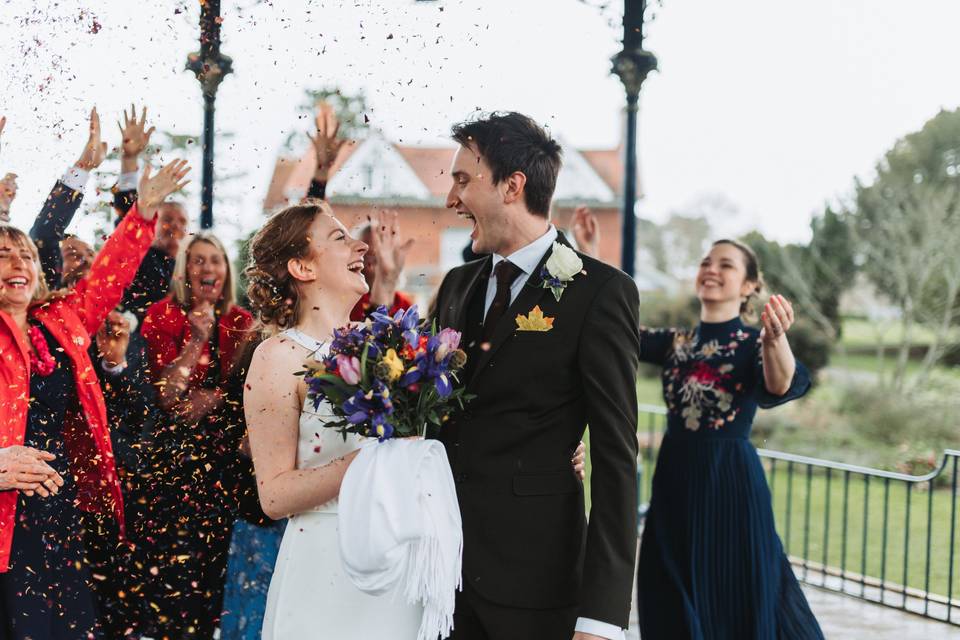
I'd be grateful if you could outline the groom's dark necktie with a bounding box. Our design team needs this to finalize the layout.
[482,260,523,343]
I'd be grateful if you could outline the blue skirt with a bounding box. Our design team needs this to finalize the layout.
[637,435,824,640]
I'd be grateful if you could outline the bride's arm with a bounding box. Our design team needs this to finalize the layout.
[244,336,359,519]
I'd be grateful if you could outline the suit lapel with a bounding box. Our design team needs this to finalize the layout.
[452,257,491,332]
[467,234,571,391]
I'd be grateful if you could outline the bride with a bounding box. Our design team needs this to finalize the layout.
[242,200,587,638]
[243,201,422,638]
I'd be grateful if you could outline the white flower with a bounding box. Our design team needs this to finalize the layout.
[545,242,583,282]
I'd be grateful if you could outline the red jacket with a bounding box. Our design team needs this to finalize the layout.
[0,207,156,572]
[142,297,253,389]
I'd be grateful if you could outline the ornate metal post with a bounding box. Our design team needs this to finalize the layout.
[611,0,657,277]
[187,0,233,229]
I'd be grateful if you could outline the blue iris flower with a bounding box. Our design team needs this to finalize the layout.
[398,334,455,397]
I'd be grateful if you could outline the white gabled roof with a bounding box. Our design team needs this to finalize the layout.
[553,138,617,203]
[327,131,432,199]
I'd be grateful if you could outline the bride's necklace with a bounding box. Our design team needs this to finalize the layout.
[27,324,56,377]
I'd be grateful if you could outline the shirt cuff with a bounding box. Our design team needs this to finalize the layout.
[574,617,625,640]
[117,171,138,192]
[61,167,91,193]
[100,359,128,375]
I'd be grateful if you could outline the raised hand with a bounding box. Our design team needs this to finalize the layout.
[760,294,795,345]
[307,102,348,181]
[118,104,155,168]
[369,209,414,286]
[571,205,600,259]
[137,159,191,219]
[75,107,108,170]
[0,445,65,497]
[0,173,17,222]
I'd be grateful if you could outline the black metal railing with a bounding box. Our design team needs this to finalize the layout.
[636,404,960,626]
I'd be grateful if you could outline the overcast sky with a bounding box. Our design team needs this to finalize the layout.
[2,0,959,248]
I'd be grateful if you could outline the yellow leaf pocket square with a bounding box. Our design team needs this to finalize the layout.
[515,306,554,332]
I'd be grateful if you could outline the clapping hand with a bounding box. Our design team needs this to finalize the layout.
[118,104,155,160]
[760,294,795,345]
[75,107,108,171]
[572,205,600,259]
[307,102,348,181]
[137,159,191,219]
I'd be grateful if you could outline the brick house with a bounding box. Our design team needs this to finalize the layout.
[262,130,639,303]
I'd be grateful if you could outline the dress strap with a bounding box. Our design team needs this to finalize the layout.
[281,328,327,359]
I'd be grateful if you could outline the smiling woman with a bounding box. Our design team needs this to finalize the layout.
[137,231,254,639]
[0,158,188,639]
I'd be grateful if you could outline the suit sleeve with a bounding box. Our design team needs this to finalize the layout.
[576,272,640,628]
[29,181,85,289]
[119,247,175,323]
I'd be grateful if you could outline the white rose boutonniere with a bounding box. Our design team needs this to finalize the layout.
[539,242,584,301]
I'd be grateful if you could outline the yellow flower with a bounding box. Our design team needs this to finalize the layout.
[381,348,404,382]
[515,306,555,332]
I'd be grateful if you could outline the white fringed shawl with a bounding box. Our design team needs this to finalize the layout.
[338,438,463,640]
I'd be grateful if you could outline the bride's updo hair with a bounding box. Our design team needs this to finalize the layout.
[245,200,332,330]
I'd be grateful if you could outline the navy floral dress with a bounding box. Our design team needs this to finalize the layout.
[636,317,824,640]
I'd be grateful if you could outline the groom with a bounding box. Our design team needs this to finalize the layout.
[431,112,640,640]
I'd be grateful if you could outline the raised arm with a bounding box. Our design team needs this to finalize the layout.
[112,104,154,216]
[29,107,107,289]
[576,272,640,631]
[304,102,347,201]
[70,159,190,335]
[759,294,798,396]
[244,337,359,519]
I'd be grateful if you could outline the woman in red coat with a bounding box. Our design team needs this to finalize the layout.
[139,232,254,639]
[0,160,189,639]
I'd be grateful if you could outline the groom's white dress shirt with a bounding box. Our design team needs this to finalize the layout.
[482,224,625,640]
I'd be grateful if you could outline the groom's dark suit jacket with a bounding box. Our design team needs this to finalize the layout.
[432,236,640,628]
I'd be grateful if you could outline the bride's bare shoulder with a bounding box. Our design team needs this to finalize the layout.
[251,332,313,371]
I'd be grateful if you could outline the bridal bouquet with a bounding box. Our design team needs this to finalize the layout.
[302,305,471,440]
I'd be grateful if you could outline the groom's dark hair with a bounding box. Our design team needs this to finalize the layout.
[451,112,563,218]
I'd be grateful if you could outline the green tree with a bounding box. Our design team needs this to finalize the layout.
[850,108,960,391]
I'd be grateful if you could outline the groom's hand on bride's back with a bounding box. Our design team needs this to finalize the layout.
[572,441,586,481]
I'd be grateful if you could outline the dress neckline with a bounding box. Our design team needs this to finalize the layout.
[697,316,743,339]
[282,327,328,359]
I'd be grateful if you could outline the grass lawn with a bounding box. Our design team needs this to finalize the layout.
[767,467,960,599]
[584,379,960,600]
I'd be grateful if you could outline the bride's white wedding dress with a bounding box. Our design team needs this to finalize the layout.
[261,328,422,639]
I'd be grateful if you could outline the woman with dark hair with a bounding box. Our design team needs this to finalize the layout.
[636,239,824,640]
[139,232,254,639]
[0,160,189,639]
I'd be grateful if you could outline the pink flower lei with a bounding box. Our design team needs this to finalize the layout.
[27,325,56,376]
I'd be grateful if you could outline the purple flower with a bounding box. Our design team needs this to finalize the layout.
[398,335,457,398]
[341,380,394,435]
